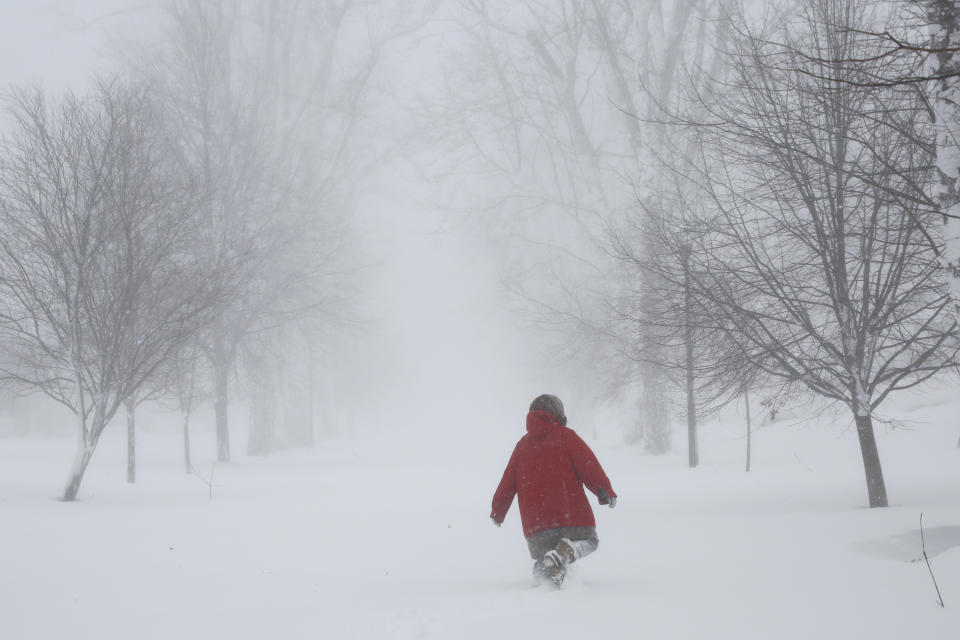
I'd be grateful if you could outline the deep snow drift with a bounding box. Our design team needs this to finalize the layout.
[1,382,959,640]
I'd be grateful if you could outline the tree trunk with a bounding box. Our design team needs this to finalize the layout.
[306,339,316,447]
[63,447,94,502]
[854,413,888,508]
[247,382,275,456]
[929,0,960,309]
[63,417,99,501]
[745,386,752,473]
[213,345,231,463]
[126,399,136,484]
[928,1,960,446]
[682,244,698,468]
[638,209,672,455]
[636,362,672,453]
[182,408,192,474]
[247,350,275,456]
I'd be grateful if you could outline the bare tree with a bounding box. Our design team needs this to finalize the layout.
[738,1,960,314]
[0,81,223,500]
[662,0,959,506]
[736,0,960,448]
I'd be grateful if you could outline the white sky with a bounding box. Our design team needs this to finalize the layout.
[0,1,136,93]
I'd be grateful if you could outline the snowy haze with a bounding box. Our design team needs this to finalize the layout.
[1,2,959,639]
[0,0,573,442]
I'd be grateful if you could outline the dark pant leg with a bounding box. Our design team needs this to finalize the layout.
[526,526,599,561]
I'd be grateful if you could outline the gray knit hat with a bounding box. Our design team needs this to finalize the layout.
[529,394,566,426]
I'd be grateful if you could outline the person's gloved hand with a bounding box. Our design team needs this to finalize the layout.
[491,517,502,527]
[598,488,617,508]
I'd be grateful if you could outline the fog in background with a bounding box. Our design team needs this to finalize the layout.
[0,0,612,455]
[1,0,957,513]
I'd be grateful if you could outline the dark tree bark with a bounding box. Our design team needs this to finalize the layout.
[213,331,231,463]
[182,409,192,474]
[926,0,960,313]
[681,242,698,468]
[64,430,99,502]
[126,398,136,484]
[745,386,752,473]
[854,413,888,508]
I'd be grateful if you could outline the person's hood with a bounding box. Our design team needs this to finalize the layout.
[526,410,560,439]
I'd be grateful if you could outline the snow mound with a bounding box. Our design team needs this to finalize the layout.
[855,526,960,562]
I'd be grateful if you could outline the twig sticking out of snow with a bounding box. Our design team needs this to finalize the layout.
[921,512,945,608]
[192,462,218,501]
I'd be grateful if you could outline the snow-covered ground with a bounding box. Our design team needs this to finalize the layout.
[1,382,959,640]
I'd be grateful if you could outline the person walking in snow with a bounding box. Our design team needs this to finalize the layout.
[490,394,617,587]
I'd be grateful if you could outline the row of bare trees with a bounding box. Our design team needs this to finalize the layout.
[435,0,960,508]
[0,81,226,500]
[623,0,960,508]
[0,0,416,500]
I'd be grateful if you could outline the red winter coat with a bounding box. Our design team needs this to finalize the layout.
[490,410,617,538]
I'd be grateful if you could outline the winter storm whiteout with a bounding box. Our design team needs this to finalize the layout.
[0,1,959,638]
